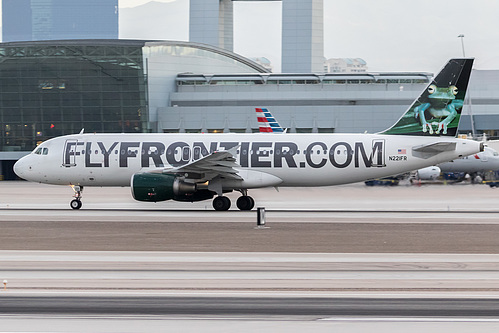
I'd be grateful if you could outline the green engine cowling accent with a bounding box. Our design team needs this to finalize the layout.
[132,173,177,202]
[131,173,215,203]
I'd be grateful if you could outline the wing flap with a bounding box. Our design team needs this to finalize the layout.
[147,149,242,182]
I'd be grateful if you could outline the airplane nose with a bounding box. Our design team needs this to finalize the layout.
[13,157,29,179]
[13,159,23,178]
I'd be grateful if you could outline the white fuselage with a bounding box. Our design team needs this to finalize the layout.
[14,133,482,190]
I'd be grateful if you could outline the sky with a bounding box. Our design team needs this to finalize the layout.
[118,0,499,73]
[3,0,499,73]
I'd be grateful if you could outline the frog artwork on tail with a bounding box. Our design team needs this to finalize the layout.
[414,84,464,135]
[381,58,472,137]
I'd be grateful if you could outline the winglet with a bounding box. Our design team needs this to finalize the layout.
[381,58,474,137]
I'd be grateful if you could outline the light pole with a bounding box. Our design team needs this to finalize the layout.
[458,34,466,57]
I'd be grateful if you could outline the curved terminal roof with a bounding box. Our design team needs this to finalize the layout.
[0,39,270,74]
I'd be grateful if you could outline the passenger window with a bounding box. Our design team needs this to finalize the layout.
[42,148,48,155]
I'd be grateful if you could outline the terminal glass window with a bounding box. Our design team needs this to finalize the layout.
[0,43,147,151]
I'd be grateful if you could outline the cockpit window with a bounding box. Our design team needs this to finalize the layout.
[494,152,499,156]
[33,147,48,155]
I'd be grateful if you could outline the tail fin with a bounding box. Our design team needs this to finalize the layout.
[256,108,285,133]
[381,58,474,136]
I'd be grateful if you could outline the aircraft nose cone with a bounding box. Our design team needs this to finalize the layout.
[13,157,29,179]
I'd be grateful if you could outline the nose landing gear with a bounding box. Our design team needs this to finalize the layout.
[70,199,82,210]
[70,185,83,210]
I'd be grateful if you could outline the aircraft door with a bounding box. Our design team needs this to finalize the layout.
[62,139,80,167]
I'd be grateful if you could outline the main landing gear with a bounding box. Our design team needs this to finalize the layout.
[70,185,83,210]
[212,196,231,211]
[236,195,255,211]
[212,191,255,211]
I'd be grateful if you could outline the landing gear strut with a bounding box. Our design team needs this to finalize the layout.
[70,185,83,210]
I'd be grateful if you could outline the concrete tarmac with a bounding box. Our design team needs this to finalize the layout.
[3,251,499,293]
[2,220,499,252]
[2,180,499,212]
[1,182,499,253]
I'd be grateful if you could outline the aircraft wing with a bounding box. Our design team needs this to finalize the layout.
[412,141,457,159]
[148,147,242,182]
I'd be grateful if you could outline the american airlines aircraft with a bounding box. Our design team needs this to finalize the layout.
[14,59,483,211]
[439,146,499,174]
[415,147,499,181]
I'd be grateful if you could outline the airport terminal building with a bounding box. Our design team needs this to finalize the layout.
[0,39,498,179]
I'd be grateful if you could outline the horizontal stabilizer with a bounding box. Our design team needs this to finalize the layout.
[412,142,456,159]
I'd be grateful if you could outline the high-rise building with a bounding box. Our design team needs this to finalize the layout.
[2,0,119,42]
[281,0,324,73]
[189,0,324,73]
[189,0,233,51]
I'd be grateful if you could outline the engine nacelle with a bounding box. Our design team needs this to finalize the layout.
[131,173,214,202]
[415,166,441,180]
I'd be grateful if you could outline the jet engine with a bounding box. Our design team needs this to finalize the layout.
[131,173,214,202]
[415,166,441,180]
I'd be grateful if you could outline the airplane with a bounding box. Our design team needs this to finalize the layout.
[14,58,483,211]
[439,146,499,174]
[414,145,499,181]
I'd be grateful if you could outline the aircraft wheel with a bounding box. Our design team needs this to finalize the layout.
[213,196,231,211]
[236,195,255,211]
[70,199,82,210]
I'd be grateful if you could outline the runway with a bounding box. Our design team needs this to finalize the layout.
[3,251,499,292]
[3,295,499,317]
[2,181,499,332]
[3,251,499,332]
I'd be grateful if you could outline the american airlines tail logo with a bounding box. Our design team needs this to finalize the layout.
[63,140,386,169]
[256,108,285,133]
